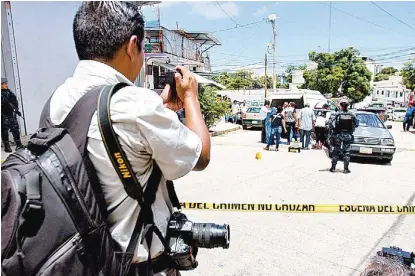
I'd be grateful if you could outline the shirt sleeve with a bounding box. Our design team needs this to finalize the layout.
[134,90,202,181]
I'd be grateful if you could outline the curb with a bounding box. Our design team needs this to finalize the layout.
[210,126,242,137]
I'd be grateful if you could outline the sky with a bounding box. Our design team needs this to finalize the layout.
[157,1,415,74]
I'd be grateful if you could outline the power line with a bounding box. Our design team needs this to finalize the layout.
[210,19,265,33]
[371,2,415,31]
[319,2,415,38]
[216,1,239,27]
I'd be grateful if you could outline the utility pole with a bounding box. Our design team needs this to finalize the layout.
[328,1,332,52]
[264,54,268,98]
[267,14,278,94]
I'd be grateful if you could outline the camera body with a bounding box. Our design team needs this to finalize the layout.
[165,212,230,271]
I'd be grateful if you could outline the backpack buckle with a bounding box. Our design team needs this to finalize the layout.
[22,198,43,218]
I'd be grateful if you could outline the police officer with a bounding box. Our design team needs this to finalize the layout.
[1,78,23,152]
[328,98,358,174]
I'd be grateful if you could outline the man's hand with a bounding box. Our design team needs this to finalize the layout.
[175,66,198,101]
[160,84,183,112]
[173,66,210,171]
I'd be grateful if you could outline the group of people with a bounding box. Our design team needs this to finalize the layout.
[222,97,248,124]
[261,101,330,151]
[260,98,358,174]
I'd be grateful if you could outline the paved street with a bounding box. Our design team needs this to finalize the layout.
[1,122,414,275]
[176,121,415,276]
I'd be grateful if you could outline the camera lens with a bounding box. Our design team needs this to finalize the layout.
[191,223,230,249]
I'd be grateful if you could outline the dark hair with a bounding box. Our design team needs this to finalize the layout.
[73,1,145,60]
[264,100,270,106]
[277,106,283,113]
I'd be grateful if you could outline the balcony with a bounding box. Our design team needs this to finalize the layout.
[144,27,221,63]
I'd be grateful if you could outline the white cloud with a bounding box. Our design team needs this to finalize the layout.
[190,2,240,20]
[253,6,268,17]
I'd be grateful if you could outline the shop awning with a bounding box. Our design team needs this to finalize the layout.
[151,62,225,90]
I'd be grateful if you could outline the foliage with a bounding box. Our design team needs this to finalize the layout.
[401,59,415,90]
[302,47,372,103]
[374,66,398,82]
[198,85,229,128]
[283,64,307,84]
[380,66,398,75]
[374,74,390,82]
[212,70,284,90]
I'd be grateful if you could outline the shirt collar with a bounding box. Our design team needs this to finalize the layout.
[73,60,135,86]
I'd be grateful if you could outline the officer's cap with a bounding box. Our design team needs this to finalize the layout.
[1,78,7,83]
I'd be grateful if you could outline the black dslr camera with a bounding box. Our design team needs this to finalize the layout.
[165,212,230,271]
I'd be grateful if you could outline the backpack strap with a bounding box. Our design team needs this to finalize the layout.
[97,84,167,276]
[37,87,109,219]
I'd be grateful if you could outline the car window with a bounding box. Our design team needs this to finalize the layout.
[247,107,261,113]
[356,114,385,128]
[393,109,406,113]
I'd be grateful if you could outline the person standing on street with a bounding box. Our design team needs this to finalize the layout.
[264,106,286,151]
[403,102,414,132]
[231,100,240,124]
[329,99,359,174]
[314,111,327,149]
[1,78,23,152]
[283,102,297,145]
[240,100,248,115]
[299,103,315,150]
[260,100,270,143]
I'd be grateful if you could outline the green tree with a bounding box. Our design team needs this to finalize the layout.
[212,70,253,90]
[283,64,307,84]
[380,66,398,75]
[302,47,372,102]
[198,85,229,128]
[374,73,390,82]
[252,75,273,89]
[373,66,398,82]
[401,59,415,90]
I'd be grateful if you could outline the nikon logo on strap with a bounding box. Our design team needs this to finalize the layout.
[114,152,132,178]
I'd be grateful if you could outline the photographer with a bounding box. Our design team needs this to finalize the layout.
[48,2,210,275]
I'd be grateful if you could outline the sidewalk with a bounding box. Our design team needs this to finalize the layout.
[209,121,242,137]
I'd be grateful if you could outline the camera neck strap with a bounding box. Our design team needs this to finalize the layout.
[97,83,164,276]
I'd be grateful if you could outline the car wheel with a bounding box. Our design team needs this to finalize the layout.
[243,125,248,130]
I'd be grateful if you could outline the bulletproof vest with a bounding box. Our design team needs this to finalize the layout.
[335,112,353,132]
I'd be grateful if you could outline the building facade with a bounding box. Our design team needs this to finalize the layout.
[372,75,411,106]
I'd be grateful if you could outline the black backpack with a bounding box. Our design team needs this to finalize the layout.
[1,83,171,276]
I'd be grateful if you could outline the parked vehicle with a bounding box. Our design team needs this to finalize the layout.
[242,107,262,129]
[392,108,406,122]
[326,111,395,163]
[357,107,389,122]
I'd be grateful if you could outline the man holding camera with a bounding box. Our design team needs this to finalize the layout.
[49,2,210,275]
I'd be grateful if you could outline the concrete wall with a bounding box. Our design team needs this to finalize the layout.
[8,1,81,134]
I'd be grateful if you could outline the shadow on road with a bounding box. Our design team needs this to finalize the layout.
[351,157,391,166]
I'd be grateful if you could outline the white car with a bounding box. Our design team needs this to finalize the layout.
[392,108,406,122]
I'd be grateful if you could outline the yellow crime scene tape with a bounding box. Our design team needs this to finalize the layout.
[180,202,415,214]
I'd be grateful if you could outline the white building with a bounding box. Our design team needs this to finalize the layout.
[361,56,382,86]
[372,75,411,106]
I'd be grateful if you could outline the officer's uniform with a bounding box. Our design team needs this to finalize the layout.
[1,82,22,152]
[328,101,358,173]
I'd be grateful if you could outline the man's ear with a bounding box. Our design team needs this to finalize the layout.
[126,35,139,60]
